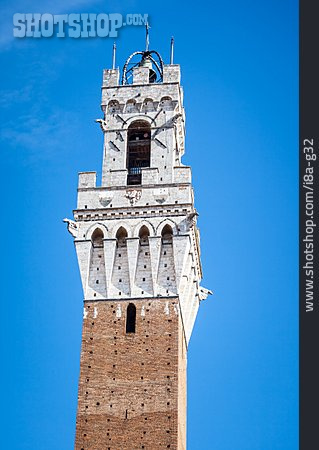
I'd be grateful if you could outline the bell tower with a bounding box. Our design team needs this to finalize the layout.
[65,40,211,450]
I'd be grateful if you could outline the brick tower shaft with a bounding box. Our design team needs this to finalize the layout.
[75,298,186,449]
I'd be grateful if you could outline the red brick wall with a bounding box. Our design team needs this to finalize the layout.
[75,297,186,450]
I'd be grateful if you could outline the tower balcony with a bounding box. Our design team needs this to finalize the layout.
[127,167,142,185]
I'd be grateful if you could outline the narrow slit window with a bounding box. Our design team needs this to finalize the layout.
[126,303,136,333]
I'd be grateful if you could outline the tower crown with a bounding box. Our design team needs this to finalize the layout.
[99,52,184,188]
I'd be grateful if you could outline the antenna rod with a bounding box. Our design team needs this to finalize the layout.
[170,37,174,64]
[145,22,150,51]
[112,42,116,69]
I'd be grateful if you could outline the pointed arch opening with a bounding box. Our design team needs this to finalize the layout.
[135,225,152,296]
[139,225,150,246]
[126,303,136,333]
[161,224,173,244]
[127,120,151,185]
[116,227,128,247]
[91,228,104,247]
[112,227,130,298]
[88,228,106,298]
[158,224,176,296]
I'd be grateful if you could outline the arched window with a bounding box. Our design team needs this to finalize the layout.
[126,303,136,333]
[142,98,155,113]
[139,225,150,246]
[91,228,104,247]
[127,120,151,185]
[126,99,138,113]
[116,227,128,247]
[161,224,173,244]
[108,100,120,114]
[160,96,173,110]
[88,228,106,297]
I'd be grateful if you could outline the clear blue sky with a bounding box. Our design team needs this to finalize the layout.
[0,1,298,449]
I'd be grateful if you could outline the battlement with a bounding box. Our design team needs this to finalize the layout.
[78,172,96,188]
[102,64,180,88]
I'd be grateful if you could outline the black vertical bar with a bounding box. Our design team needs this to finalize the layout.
[300,1,319,449]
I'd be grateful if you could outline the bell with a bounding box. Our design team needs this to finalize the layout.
[148,68,157,83]
[139,55,157,83]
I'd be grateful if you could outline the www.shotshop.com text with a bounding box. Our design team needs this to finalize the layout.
[302,138,317,312]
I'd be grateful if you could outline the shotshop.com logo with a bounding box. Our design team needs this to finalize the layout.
[13,13,148,38]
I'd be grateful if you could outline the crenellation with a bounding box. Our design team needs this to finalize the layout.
[163,65,181,83]
[108,168,128,187]
[102,68,120,87]
[133,66,150,84]
[141,167,159,185]
[78,172,97,189]
[173,167,191,184]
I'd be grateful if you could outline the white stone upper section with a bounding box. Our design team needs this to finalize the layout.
[67,60,209,343]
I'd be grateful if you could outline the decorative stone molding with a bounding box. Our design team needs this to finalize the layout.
[125,189,142,206]
[178,212,198,232]
[95,118,108,132]
[198,286,213,301]
[63,218,78,237]
[99,194,113,207]
[153,188,168,204]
